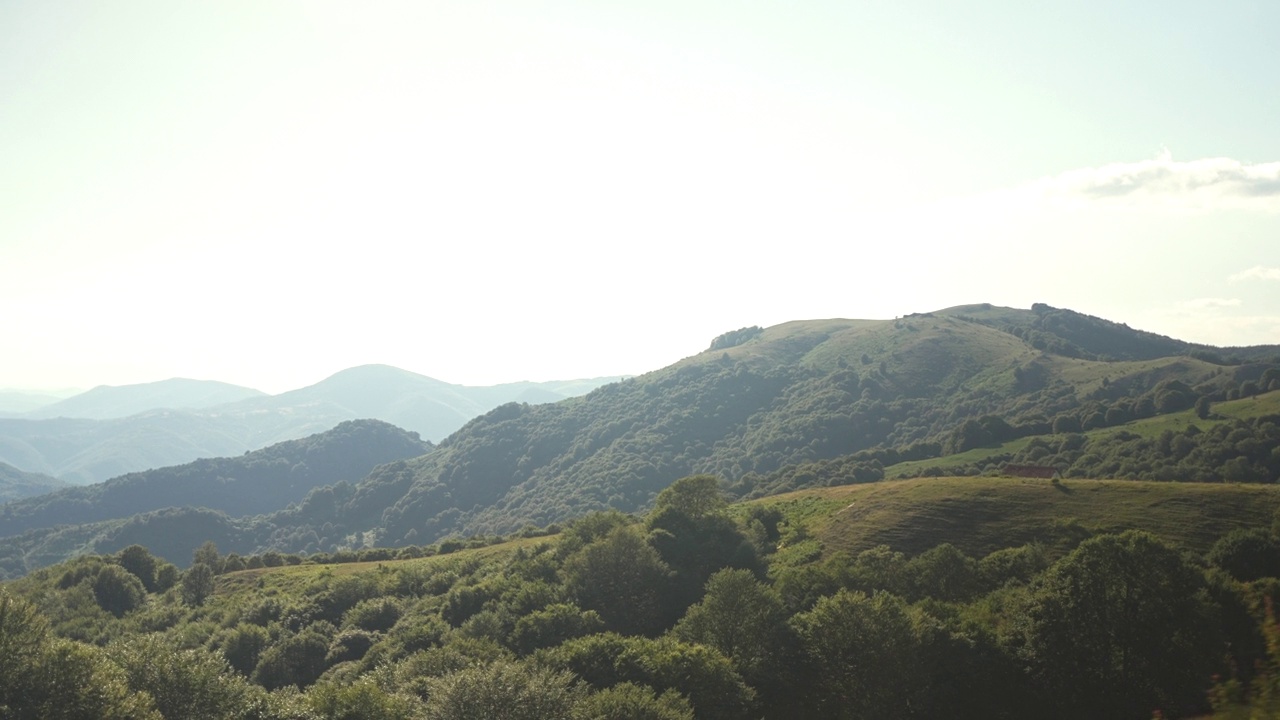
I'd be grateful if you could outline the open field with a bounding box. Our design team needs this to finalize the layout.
[754,475,1280,560]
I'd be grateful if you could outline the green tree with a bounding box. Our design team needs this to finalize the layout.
[511,603,605,655]
[181,563,216,607]
[1207,528,1280,582]
[192,541,221,571]
[576,683,694,720]
[538,633,754,720]
[1013,530,1222,718]
[115,544,160,593]
[92,564,147,617]
[673,569,787,678]
[421,660,581,720]
[654,475,727,519]
[563,526,673,636]
[308,675,423,720]
[108,634,249,720]
[252,627,331,690]
[1196,395,1213,420]
[789,589,923,719]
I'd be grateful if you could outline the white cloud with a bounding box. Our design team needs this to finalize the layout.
[1229,266,1280,282]
[1178,297,1242,310]
[1027,154,1280,211]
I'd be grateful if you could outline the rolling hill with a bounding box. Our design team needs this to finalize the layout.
[3,303,1276,575]
[254,304,1279,550]
[0,366,624,484]
[27,377,267,420]
[0,419,431,541]
[0,462,68,503]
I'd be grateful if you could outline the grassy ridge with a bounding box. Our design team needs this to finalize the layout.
[756,476,1280,560]
[885,389,1280,478]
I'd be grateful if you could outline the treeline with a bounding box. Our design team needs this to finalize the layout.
[3,474,1279,718]
[0,420,431,538]
[903,415,1280,484]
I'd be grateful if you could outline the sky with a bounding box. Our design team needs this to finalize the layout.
[3,0,1279,394]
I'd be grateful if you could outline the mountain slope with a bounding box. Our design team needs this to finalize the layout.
[0,367,622,484]
[0,419,431,539]
[28,378,266,419]
[0,462,68,503]
[276,308,1277,548]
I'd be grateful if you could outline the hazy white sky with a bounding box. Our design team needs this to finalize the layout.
[3,0,1279,393]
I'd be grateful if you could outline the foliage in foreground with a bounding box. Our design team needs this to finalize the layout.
[4,474,1280,719]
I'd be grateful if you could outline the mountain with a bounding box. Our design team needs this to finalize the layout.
[0,462,68,503]
[0,366,624,484]
[3,303,1276,574]
[0,390,68,416]
[258,304,1280,548]
[0,419,430,551]
[27,378,266,420]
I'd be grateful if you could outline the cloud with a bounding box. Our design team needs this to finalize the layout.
[1229,266,1280,282]
[1178,297,1242,310]
[1028,154,1280,211]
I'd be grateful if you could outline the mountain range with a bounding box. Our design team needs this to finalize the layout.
[0,365,624,484]
[1,302,1277,575]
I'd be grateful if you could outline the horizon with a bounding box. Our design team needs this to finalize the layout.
[4,2,1278,395]
[3,301,1277,397]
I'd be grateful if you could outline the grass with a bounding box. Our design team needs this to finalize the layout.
[212,535,550,599]
[754,475,1280,560]
[884,389,1280,478]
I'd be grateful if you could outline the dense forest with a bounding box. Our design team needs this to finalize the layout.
[3,475,1280,719]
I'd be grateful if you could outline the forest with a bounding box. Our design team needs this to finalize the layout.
[4,474,1280,718]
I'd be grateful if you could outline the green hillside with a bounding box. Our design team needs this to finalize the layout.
[316,309,1273,547]
[0,462,68,503]
[5,475,1279,719]
[754,476,1280,561]
[4,304,1277,577]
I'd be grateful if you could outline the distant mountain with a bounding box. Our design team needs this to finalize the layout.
[27,378,266,420]
[0,390,71,416]
[0,462,68,504]
[0,419,430,543]
[0,367,624,484]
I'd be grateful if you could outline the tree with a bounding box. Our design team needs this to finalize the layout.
[181,563,216,607]
[576,683,694,720]
[511,603,604,656]
[1052,414,1081,434]
[1013,531,1222,718]
[673,569,787,678]
[0,591,51,713]
[115,545,160,592]
[654,475,727,519]
[538,634,754,720]
[1195,395,1213,420]
[92,565,147,617]
[108,634,251,720]
[904,543,980,602]
[192,541,220,571]
[421,660,581,720]
[1207,528,1280,582]
[251,627,331,690]
[789,590,923,719]
[563,526,673,636]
